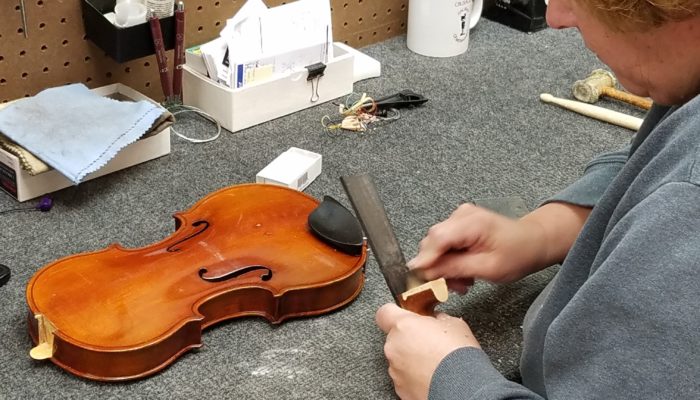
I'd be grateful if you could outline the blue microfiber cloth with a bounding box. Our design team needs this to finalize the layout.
[0,83,165,184]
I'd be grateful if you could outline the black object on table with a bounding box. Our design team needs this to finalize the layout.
[0,264,10,287]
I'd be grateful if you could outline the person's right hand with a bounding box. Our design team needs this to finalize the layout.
[407,202,591,288]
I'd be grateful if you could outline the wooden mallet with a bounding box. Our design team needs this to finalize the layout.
[572,69,653,110]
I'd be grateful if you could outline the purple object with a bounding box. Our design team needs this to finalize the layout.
[35,196,53,212]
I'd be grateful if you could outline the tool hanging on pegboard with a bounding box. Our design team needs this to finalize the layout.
[19,0,28,38]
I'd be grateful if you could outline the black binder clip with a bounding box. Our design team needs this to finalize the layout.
[306,62,327,102]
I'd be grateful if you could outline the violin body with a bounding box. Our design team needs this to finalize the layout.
[26,184,367,381]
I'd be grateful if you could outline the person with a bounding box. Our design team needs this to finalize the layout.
[375,0,700,399]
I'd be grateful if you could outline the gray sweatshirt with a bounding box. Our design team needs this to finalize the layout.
[429,96,700,399]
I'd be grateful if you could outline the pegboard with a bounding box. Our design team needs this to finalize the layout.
[0,0,407,103]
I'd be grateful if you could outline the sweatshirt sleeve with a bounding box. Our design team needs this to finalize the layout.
[544,146,630,207]
[429,347,545,400]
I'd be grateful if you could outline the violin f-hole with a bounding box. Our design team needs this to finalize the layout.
[167,220,210,252]
[198,265,273,283]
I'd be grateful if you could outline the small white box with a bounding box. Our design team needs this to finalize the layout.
[0,83,171,202]
[256,147,322,191]
[182,43,354,133]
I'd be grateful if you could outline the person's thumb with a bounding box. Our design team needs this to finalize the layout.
[375,303,414,333]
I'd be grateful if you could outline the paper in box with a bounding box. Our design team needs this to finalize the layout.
[0,84,171,202]
[182,43,354,133]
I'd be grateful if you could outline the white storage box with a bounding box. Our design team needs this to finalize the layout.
[256,147,322,191]
[0,83,171,202]
[182,43,354,133]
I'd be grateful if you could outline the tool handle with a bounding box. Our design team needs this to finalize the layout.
[399,278,449,316]
[540,93,643,131]
[600,87,653,110]
[172,2,185,102]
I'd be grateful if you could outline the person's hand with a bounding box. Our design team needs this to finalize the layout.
[408,202,592,288]
[375,303,480,400]
[407,203,549,286]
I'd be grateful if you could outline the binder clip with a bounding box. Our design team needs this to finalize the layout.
[306,62,327,102]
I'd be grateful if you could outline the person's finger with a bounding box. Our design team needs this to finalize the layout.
[417,251,496,281]
[408,219,483,270]
[375,303,414,333]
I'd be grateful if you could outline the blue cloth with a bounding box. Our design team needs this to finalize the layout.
[0,83,164,184]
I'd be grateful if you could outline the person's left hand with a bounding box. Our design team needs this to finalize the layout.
[375,303,481,400]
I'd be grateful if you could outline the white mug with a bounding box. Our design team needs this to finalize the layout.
[114,2,148,28]
[407,0,484,58]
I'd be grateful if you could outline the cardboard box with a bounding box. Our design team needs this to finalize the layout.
[81,0,175,62]
[0,83,171,202]
[256,148,322,191]
[182,43,354,133]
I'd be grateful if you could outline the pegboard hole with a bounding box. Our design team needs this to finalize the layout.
[372,13,377,19]
[145,82,151,88]
[125,67,131,73]
[198,26,204,31]
[21,72,29,79]
[215,21,221,27]
[64,62,70,67]
[358,17,363,24]
[387,8,392,14]
[17,28,24,35]
[343,2,348,7]
[20,50,26,56]
[86,77,93,83]
[144,61,151,67]
[84,56,91,62]
[0,56,4,62]
[39,23,46,30]
[215,1,220,6]
[197,5,203,11]
[0,79,6,85]
[41,45,48,51]
[43,67,49,73]
[401,4,406,10]
[61,18,67,24]
[62,40,69,46]
[37,0,44,6]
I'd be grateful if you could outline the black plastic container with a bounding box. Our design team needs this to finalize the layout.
[483,0,548,33]
[81,0,175,63]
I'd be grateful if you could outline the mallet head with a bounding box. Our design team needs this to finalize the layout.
[572,69,618,103]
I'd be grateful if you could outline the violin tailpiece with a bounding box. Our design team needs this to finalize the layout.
[398,278,449,316]
[30,314,57,360]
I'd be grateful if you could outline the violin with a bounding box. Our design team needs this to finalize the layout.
[26,184,367,381]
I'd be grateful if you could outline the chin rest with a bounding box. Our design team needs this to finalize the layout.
[308,196,364,256]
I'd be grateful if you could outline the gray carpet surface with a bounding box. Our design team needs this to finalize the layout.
[0,19,640,399]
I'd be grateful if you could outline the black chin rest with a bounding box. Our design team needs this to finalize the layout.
[308,196,364,256]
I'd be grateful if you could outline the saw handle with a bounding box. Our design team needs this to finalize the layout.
[399,278,449,316]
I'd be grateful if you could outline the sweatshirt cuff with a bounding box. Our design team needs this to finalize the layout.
[428,347,507,399]
[543,153,627,208]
